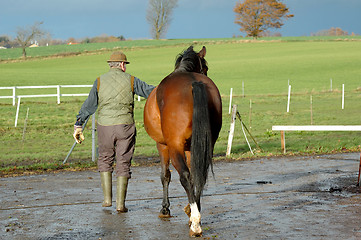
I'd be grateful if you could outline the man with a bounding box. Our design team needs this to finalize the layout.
[73,51,155,212]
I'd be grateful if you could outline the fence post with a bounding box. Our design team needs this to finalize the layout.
[15,96,21,127]
[226,105,237,157]
[12,87,16,106]
[57,85,61,104]
[228,88,233,114]
[281,130,286,154]
[287,85,291,112]
[342,84,345,109]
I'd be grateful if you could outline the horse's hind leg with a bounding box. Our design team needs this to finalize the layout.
[157,143,171,218]
[170,149,202,237]
[184,150,191,218]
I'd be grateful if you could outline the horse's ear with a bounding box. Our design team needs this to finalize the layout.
[198,46,206,58]
[187,46,194,52]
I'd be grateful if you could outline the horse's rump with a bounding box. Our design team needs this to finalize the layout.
[154,72,221,151]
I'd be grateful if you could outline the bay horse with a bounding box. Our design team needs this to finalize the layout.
[143,46,222,237]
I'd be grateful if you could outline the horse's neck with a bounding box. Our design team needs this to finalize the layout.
[174,67,188,73]
[174,62,198,74]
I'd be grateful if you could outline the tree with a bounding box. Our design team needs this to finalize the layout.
[234,0,293,39]
[312,27,349,36]
[16,21,47,58]
[146,0,178,39]
[0,35,11,48]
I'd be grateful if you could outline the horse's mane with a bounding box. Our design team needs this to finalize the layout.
[174,46,208,74]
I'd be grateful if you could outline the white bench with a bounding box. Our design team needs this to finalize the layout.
[272,125,361,153]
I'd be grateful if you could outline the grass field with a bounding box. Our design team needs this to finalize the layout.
[0,37,361,174]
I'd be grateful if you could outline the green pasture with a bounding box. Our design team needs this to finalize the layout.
[0,38,361,173]
[0,38,232,61]
[1,35,360,61]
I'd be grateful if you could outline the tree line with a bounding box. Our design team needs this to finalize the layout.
[0,33,126,49]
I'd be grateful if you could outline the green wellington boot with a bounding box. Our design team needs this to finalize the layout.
[116,176,129,213]
[100,172,112,207]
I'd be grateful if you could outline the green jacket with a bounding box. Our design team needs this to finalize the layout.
[75,68,155,126]
[98,68,134,125]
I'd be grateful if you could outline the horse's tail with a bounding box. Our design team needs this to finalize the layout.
[191,81,213,209]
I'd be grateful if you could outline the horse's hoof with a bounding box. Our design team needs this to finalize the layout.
[158,208,171,218]
[189,229,202,237]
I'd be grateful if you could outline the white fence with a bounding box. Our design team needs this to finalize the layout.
[272,125,361,153]
[0,85,93,105]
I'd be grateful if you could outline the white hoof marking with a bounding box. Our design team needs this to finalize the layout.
[189,203,202,234]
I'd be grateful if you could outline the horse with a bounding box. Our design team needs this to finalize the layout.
[143,46,222,237]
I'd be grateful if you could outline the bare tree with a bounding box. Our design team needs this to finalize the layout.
[146,0,178,39]
[16,21,47,58]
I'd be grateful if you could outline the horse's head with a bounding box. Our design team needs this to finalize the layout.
[174,46,208,76]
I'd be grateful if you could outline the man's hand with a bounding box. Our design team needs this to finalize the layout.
[73,125,85,144]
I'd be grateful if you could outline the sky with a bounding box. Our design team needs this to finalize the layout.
[1,0,360,40]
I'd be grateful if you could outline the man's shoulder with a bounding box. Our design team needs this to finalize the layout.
[101,69,131,79]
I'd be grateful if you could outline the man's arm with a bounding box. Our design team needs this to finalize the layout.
[133,77,155,99]
[75,79,99,125]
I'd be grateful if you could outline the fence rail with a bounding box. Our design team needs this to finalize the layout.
[272,125,361,153]
[0,85,93,105]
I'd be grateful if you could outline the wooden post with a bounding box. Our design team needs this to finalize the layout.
[226,105,237,157]
[281,130,286,154]
[228,88,233,114]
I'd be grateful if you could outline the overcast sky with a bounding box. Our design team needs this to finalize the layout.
[1,0,360,40]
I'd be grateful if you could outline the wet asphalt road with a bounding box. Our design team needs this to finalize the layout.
[1,153,361,239]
